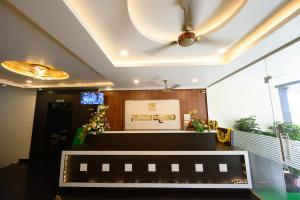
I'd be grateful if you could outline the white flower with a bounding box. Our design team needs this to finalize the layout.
[91,122,97,129]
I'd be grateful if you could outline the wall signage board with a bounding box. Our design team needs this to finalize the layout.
[56,99,64,103]
[124,100,181,130]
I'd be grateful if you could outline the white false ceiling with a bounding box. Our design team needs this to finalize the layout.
[63,0,287,66]
[2,0,300,89]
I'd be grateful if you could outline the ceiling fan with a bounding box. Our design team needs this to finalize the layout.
[145,0,221,55]
[162,80,180,92]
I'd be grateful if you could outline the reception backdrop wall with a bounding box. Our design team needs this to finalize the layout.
[103,89,207,130]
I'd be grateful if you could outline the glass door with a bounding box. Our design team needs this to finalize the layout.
[207,40,300,200]
[266,41,300,200]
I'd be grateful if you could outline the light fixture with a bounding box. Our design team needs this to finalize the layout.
[192,78,198,83]
[120,50,128,56]
[38,88,43,91]
[2,84,7,87]
[1,61,69,80]
[133,79,139,84]
[26,80,32,84]
[218,48,227,54]
[106,86,112,91]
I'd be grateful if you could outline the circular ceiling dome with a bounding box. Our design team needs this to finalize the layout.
[1,61,69,80]
[127,0,245,43]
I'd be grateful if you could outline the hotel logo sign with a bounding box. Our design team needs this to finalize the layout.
[125,100,181,130]
[131,114,176,123]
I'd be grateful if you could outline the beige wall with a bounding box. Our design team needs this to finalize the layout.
[0,86,36,167]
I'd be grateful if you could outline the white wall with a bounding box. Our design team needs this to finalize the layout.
[207,41,300,130]
[0,86,36,167]
[207,60,275,130]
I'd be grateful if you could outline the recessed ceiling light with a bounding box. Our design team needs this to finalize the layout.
[192,78,198,83]
[218,48,227,54]
[120,50,128,56]
[38,88,42,91]
[2,84,7,87]
[133,79,139,84]
[26,80,32,84]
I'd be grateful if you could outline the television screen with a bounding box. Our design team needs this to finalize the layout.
[80,92,104,105]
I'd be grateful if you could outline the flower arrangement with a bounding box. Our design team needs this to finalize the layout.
[188,109,208,133]
[82,105,109,135]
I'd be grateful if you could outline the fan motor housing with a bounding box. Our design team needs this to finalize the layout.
[178,32,196,47]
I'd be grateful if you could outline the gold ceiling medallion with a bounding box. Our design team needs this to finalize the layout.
[1,61,69,80]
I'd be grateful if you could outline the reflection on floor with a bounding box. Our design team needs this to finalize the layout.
[0,162,259,200]
[288,192,300,200]
[0,163,59,200]
[58,188,260,200]
[255,189,300,200]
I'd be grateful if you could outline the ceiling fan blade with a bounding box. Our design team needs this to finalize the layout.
[144,41,177,55]
[161,80,179,92]
[169,84,181,89]
[176,0,193,31]
[195,36,227,46]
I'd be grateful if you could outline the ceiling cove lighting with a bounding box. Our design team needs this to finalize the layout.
[105,86,112,91]
[1,61,69,80]
[120,50,129,56]
[217,48,227,54]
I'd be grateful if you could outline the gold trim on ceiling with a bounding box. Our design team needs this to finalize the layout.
[196,0,246,36]
[1,61,69,80]
[225,0,300,63]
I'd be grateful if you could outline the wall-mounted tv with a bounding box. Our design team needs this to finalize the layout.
[80,92,104,105]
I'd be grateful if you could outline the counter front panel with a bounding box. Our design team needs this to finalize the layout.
[84,133,216,151]
[60,151,252,189]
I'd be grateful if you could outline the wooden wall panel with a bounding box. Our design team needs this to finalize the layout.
[103,89,207,130]
[30,89,207,161]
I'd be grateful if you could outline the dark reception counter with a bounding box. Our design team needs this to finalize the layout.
[83,132,217,151]
[59,131,252,189]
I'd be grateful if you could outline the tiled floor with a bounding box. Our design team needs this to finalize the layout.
[0,162,259,200]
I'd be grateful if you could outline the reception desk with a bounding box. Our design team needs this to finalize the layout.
[60,131,252,189]
[83,131,217,151]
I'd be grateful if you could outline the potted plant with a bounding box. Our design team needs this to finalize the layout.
[188,109,208,133]
[233,115,260,133]
[269,121,300,141]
